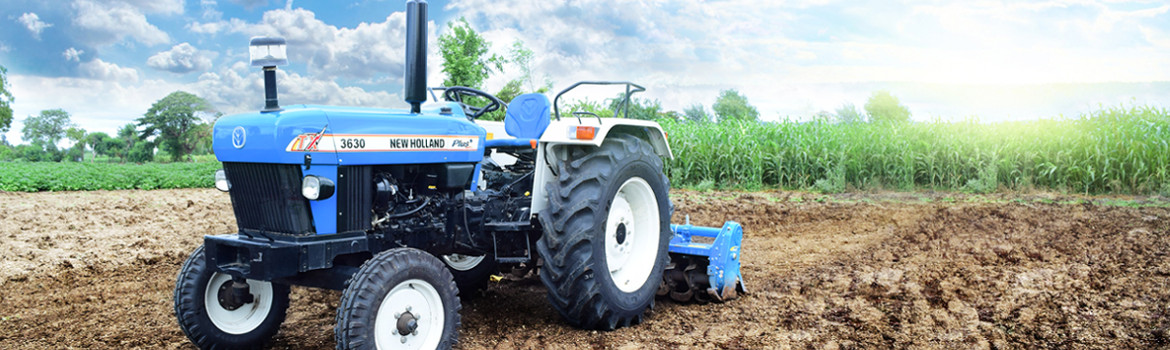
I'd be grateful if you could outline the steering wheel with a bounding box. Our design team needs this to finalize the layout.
[442,86,504,120]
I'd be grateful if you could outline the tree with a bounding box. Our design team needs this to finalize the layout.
[66,127,87,144]
[712,89,759,123]
[864,90,911,124]
[507,40,551,93]
[0,65,13,135]
[65,127,87,162]
[189,123,214,155]
[85,132,112,161]
[118,123,138,147]
[103,137,126,162]
[137,91,213,161]
[836,103,864,124]
[22,109,74,148]
[126,141,155,163]
[683,103,711,123]
[495,79,523,106]
[438,17,503,89]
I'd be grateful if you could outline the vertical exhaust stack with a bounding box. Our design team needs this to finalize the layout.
[404,0,428,114]
[249,37,288,112]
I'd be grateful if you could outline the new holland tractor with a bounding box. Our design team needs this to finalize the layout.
[172,1,744,348]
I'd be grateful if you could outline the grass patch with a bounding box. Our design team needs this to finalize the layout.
[0,161,220,191]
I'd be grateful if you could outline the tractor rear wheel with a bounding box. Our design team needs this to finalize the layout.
[173,245,290,349]
[536,133,672,330]
[336,248,461,349]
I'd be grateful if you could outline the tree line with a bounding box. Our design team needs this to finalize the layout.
[0,67,215,163]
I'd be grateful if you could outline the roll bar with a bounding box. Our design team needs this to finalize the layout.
[552,81,646,122]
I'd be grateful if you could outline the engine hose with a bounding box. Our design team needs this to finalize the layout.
[503,171,533,194]
[387,196,431,219]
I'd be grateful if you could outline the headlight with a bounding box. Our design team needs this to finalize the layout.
[214,169,230,192]
[302,175,335,200]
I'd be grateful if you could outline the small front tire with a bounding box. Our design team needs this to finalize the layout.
[174,245,290,349]
[336,248,461,349]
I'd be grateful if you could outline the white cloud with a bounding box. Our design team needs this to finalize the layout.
[17,13,52,40]
[147,43,215,74]
[186,18,248,35]
[72,0,171,47]
[231,0,270,9]
[200,0,223,20]
[192,63,403,114]
[114,0,185,15]
[63,47,84,62]
[229,8,432,84]
[79,58,140,82]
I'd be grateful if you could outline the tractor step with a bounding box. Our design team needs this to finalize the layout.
[658,220,745,303]
[491,230,532,263]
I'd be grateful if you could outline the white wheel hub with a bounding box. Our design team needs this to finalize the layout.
[203,273,274,335]
[605,177,660,293]
[441,254,485,271]
[375,279,445,349]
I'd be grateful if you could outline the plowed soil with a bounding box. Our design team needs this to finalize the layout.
[1,189,1168,349]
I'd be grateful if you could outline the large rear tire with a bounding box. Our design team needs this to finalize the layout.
[536,133,672,330]
[336,248,461,349]
[174,245,290,349]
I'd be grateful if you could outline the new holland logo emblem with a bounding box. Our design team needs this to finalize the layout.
[232,126,246,149]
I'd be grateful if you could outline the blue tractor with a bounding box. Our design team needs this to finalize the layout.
[172,1,744,349]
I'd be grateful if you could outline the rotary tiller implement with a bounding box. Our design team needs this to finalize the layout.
[659,220,746,303]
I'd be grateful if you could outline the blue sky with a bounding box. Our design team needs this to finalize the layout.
[2,0,1169,143]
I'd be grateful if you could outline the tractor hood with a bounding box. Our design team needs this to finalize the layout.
[214,103,486,166]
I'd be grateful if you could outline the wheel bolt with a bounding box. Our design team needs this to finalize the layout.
[393,329,399,335]
[401,336,408,343]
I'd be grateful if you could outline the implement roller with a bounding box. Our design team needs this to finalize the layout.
[659,219,747,303]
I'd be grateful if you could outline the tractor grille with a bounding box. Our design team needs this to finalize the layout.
[336,166,372,233]
[223,162,315,236]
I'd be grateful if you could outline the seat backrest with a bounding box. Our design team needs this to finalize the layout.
[504,93,551,139]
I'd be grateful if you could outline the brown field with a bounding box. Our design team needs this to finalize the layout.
[0,189,1168,349]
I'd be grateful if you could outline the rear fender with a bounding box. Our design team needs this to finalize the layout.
[530,118,672,217]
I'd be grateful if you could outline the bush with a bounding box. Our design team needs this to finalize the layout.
[127,142,155,163]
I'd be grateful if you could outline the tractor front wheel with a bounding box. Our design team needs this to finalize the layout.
[173,245,290,349]
[336,248,461,349]
[537,133,673,330]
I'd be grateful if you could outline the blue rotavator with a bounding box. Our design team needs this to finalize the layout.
[172,1,744,349]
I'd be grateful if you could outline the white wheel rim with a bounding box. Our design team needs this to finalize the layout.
[375,279,445,349]
[203,273,274,335]
[441,254,485,271]
[605,177,660,293]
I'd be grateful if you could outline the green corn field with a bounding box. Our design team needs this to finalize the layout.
[661,104,1170,195]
